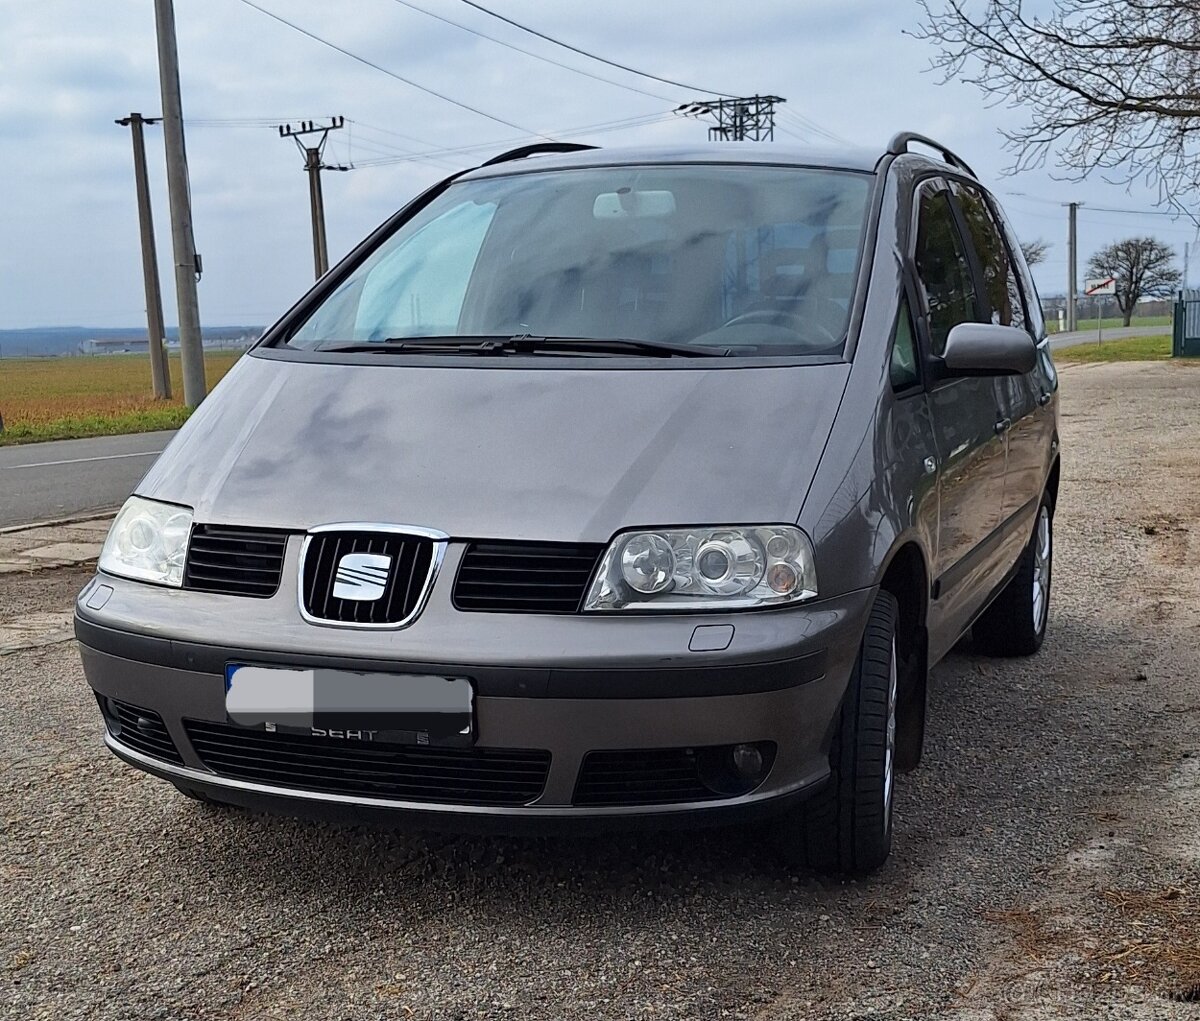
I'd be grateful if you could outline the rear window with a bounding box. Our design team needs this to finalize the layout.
[286,165,873,357]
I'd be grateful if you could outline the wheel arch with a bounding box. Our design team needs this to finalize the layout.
[876,539,930,772]
[1046,454,1061,513]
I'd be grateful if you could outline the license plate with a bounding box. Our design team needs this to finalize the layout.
[225,665,474,747]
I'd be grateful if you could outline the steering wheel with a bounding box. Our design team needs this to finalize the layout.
[720,308,840,347]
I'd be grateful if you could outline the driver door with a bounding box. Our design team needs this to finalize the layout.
[911,179,1009,658]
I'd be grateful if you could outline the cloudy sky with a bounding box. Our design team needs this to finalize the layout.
[2,0,1194,329]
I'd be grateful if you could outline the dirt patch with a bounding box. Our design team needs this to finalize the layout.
[0,564,93,618]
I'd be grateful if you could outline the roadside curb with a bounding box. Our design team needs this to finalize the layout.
[0,508,120,535]
[0,512,115,575]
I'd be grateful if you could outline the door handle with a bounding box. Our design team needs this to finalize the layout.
[994,417,1011,435]
[1037,391,1052,407]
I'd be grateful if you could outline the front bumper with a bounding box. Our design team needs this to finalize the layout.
[76,557,874,825]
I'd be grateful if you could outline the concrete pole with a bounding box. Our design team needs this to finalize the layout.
[153,0,206,407]
[305,147,329,279]
[118,114,171,400]
[1066,202,1079,333]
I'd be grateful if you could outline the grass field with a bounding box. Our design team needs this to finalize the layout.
[1054,334,1174,363]
[0,351,243,445]
[1060,314,1172,334]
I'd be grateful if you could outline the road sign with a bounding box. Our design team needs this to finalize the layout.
[1085,276,1116,296]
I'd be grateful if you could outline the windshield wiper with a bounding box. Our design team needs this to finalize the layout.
[321,336,509,355]
[321,335,731,357]
[506,335,731,357]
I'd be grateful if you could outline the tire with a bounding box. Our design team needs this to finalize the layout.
[972,492,1053,657]
[772,591,899,876]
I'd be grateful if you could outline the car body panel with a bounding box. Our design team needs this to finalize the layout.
[137,353,851,544]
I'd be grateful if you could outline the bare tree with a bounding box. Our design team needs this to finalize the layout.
[1085,237,1181,325]
[914,1,1200,207]
[1020,238,1050,267]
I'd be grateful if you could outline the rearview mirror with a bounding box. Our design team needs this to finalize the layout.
[593,190,676,219]
[941,323,1037,376]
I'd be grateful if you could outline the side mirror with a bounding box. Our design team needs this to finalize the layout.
[941,323,1037,376]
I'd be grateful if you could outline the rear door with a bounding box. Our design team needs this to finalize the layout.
[910,179,1008,653]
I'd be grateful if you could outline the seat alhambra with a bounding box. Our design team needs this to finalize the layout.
[77,134,1059,874]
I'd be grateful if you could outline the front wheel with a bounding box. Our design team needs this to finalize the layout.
[772,591,898,875]
[972,492,1053,657]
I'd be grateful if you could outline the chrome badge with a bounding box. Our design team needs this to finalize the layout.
[332,552,391,601]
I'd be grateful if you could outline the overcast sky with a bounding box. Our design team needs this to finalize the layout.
[2,0,1194,330]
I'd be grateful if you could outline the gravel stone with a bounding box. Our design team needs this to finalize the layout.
[1,362,1198,1019]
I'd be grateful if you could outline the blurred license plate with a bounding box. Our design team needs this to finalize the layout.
[224,665,474,746]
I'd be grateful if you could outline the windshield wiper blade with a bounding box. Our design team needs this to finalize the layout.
[502,335,731,357]
[321,337,513,355]
[321,335,730,357]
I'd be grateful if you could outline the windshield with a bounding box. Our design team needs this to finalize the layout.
[286,164,872,357]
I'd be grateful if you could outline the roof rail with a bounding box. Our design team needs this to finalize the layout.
[886,132,977,178]
[480,142,598,168]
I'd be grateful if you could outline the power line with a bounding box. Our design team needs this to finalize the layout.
[1006,191,1197,220]
[343,112,673,167]
[236,0,550,138]
[342,112,677,169]
[457,0,733,97]
[180,109,674,172]
[388,0,675,102]
[778,107,853,147]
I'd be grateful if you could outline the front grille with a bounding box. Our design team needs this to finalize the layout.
[103,698,184,765]
[184,721,551,806]
[184,524,288,598]
[301,531,438,626]
[453,541,603,613]
[574,749,718,807]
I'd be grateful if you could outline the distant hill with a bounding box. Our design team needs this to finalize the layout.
[0,326,263,358]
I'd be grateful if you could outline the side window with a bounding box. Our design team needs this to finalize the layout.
[950,182,1026,330]
[890,297,920,391]
[914,189,977,356]
[992,200,1047,339]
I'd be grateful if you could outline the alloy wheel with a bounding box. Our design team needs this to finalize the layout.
[883,638,898,822]
[1032,505,1051,633]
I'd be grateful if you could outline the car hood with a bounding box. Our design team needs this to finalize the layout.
[138,353,850,543]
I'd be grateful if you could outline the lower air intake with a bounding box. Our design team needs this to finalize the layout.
[184,721,551,807]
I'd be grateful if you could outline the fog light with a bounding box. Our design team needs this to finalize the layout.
[731,742,764,779]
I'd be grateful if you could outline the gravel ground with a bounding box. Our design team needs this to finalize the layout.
[2,361,1198,1020]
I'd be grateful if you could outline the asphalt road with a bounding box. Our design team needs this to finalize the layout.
[0,430,175,528]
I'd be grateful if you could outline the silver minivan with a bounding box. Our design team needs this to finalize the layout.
[76,136,1060,874]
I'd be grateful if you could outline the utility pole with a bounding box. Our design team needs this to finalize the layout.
[277,118,349,279]
[153,0,206,407]
[1184,241,1190,292]
[675,96,785,141]
[1065,201,1081,332]
[116,114,171,400]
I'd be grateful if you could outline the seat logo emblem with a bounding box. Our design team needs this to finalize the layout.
[333,552,391,601]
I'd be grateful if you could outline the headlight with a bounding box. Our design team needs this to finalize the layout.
[583,525,818,611]
[98,496,193,587]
